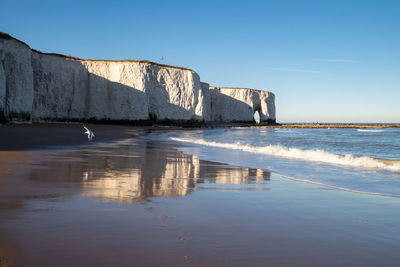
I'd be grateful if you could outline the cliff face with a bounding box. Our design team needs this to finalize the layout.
[31,55,208,122]
[0,37,34,121]
[32,53,90,120]
[81,61,210,121]
[0,33,275,124]
[209,86,275,122]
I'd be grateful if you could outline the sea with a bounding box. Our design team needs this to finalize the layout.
[157,127,400,197]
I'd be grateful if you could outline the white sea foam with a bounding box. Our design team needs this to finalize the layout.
[169,137,400,172]
[357,129,385,132]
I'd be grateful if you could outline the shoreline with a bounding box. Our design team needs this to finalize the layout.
[251,123,400,129]
[3,121,399,131]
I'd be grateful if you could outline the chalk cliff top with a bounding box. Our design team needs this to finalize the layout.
[0,32,194,72]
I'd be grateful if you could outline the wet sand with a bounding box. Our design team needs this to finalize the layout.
[1,124,400,266]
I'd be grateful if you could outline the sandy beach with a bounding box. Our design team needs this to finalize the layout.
[1,124,400,266]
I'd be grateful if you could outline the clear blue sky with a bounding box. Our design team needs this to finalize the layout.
[1,0,399,123]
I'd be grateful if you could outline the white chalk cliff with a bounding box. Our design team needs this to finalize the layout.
[209,86,275,122]
[0,33,275,124]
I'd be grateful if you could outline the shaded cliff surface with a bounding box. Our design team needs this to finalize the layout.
[0,33,275,124]
[209,86,275,123]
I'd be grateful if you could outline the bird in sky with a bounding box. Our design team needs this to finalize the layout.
[83,125,95,141]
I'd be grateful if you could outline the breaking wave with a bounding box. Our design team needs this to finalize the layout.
[169,137,400,172]
[357,129,385,132]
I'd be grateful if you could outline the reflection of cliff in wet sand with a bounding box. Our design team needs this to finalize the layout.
[28,139,270,203]
[83,152,200,202]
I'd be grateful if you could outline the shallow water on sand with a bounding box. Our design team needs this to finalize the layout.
[1,133,400,266]
[163,128,400,197]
